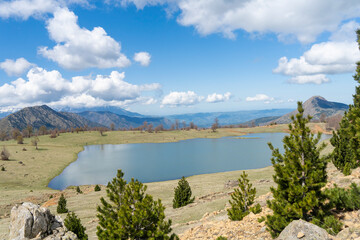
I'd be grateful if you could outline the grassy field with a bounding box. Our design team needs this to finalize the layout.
[0,123,329,238]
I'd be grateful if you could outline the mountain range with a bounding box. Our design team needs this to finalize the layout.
[0,96,350,135]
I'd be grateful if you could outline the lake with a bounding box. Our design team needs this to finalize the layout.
[48,133,331,190]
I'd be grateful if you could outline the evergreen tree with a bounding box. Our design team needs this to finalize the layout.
[331,29,360,175]
[227,171,256,221]
[97,169,177,239]
[173,176,195,208]
[64,212,88,240]
[57,194,68,213]
[94,184,101,191]
[265,102,328,238]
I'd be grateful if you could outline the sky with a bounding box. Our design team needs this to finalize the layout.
[0,0,360,116]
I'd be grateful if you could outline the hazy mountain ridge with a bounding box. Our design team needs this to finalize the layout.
[78,111,172,129]
[0,105,102,134]
[265,96,349,125]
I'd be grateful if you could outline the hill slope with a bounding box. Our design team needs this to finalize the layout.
[268,96,349,125]
[78,111,172,129]
[0,105,101,134]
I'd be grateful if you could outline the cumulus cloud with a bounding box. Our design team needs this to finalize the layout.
[274,21,360,84]
[38,8,131,70]
[0,67,160,110]
[246,94,274,102]
[161,91,204,107]
[118,0,360,43]
[0,0,88,19]
[134,52,151,66]
[0,58,33,76]
[206,92,231,103]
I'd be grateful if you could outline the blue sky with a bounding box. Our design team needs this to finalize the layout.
[0,0,360,115]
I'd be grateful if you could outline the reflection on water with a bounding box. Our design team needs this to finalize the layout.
[48,133,331,190]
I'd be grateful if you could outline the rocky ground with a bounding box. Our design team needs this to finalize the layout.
[178,164,360,240]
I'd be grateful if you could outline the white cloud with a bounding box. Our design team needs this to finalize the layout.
[274,21,360,84]
[246,94,274,102]
[119,0,360,43]
[0,58,33,76]
[38,8,131,70]
[134,52,151,66]
[288,74,330,85]
[0,67,161,109]
[0,0,88,19]
[206,92,231,103]
[161,91,204,107]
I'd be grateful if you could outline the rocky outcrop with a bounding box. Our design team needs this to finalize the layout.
[9,202,77,240]
[277,219,330,240]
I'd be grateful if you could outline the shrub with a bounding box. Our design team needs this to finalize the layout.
[1,166,5,171]
[0,146,10,160]
[57,194,68,213]
[173,176,195,208]
[17,135,24,144]
[64,212,88,240]
[216,237,228,240]
[322,215,343,235]
[325,183,360,211]
[227,171,256,221]
[250,203,262,214]
[76,186,82,194]
[97,169,177,239]
[94,185,101,192]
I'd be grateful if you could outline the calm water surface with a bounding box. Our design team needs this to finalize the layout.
[48,133,331,190]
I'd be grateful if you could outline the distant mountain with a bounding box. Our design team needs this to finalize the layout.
[58,106,144,118]
[166,109,294,128]
[78,111,172,129]
[0,105,102,134]
[239,116,282,127]
[267,96,349,125]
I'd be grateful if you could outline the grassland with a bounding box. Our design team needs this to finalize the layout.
[0,123,329,238]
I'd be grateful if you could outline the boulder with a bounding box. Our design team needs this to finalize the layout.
[9,202,77,240]
[277,219,330,240]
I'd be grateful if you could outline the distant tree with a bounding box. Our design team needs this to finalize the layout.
[94,185,101,192]
[110,123,115,131]
[64,212,88,240]
[12,128,21,140]
[182,121,186,130]
[173,176,195,208]
[190,121,196,129]
[0,131,6,141]
[26,125,33,138]
[97,170,177,239]
[50,130,57,138]
[330,29,360,175]
[31,136,39,150]
[57,194,68,213]
[76,186,82,194]
[155,124,164,133]
[16,135,24,144]
[227,171,257,221]
[211,118,219,132]
[175,120,180,130]
[265,102,330,238]
[39,125,47,135]
[0,146,10,160]
[147,124,154,133]
[142,121,148,132]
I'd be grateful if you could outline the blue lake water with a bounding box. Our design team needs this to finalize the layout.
[48,133,331,190]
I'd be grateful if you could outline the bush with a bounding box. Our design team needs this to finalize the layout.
[0,146,10,160]
[325,183,360,211]
[322,215,343,235]
[57,194,68,213]
[64,212,88,240]
[17,135,23,144]
[1,166,5,171]
[94,185,101,191]
[227,171,256,221]
[216,237,228,240]
[173,176,195,208]
[250,203,262,214]
[76,186,82,194]
[97,169,178,239]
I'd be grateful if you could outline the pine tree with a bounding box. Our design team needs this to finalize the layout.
[94,184,101,191]
[57,194,68,214]
[64,212,88,240]
[173,176,195,208]
[331,29,360,175]
[227,171,256,221]
[97,169,177,239]
[265,102,328,238]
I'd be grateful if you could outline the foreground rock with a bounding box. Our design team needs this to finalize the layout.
[9,202,77,240]
[277,219,330,240]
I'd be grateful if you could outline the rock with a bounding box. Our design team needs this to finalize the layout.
[297,231,305,238]
[9,202,78,240]
[277,219,330,240]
